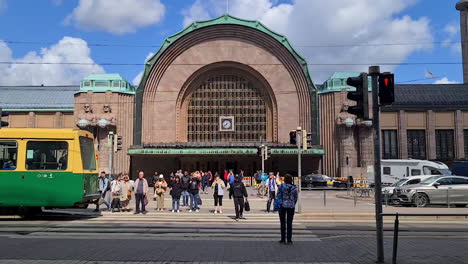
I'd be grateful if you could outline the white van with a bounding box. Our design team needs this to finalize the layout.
[378,159,451,186]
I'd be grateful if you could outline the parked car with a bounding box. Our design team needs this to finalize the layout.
[395,176,468,207]
[301,174,330,188]
[382,175,436,205]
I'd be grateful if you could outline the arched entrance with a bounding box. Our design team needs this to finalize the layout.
[176,63,278,142]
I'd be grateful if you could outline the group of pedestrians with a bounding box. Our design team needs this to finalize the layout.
[94,169,298,244]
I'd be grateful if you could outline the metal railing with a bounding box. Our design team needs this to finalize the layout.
[381,213,468,264]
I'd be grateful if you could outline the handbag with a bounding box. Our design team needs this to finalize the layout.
[244,199,250,211]
[97,197,105,205]
[197,196,203,206]
[274,185,283,211]
[144,196,149,206]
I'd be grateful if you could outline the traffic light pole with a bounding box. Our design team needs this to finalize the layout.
[108,132,114,180]
[296,127,302,213]
[370,66,384,263]
[261,146,265,178]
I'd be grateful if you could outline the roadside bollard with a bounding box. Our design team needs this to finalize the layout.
[392,213,400,264]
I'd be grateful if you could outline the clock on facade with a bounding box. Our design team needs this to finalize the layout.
[219,116,235,131]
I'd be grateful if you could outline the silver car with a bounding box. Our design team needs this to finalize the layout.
[395,176,468,207]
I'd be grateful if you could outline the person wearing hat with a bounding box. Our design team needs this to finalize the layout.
[154,174,168,211]
[121,173,133,212]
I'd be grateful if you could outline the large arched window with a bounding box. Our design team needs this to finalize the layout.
[187,74,267,142]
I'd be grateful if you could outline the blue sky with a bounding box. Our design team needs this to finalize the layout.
[0,0,463,86]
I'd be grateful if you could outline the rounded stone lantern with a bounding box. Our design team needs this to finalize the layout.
[77,119,89,129]
[362,120,373,127]
[344,118,354,128]
[97,118,109,128]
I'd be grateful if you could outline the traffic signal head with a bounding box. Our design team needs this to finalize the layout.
[265,146,271,160]
[0,109,9,128]
[289,131,297,145]
[257,146,262,156]
[302,130,312,151]
[113,135,123,152]
[378,73,395,105]
[346,73,369,119]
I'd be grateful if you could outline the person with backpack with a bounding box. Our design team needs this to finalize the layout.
[275,174,298,245]
[181,171,190,207]
[170,176,183,213]
[265,172,279,213]
[95,171,110,212]
[229,175,248,221]
[228,170,236,186]
[188,172,201,212]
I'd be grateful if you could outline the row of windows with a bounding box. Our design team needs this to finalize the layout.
[1,141,68,171]
[382,129,462,161]
[81,80,126,88]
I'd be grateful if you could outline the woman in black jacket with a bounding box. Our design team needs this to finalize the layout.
[170,177,183,213]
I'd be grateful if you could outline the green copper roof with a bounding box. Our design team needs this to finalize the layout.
[78,74,135,94]
[139,14,316,91]
[319,72,373,94]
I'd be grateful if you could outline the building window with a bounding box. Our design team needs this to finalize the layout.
[187,74,267,142]
[436,130,454,160]
[382,130,398,159]
[464,130,468,158]
[407,130,426,159]
[94,80,109,87]
[82,81,91,87]
[0,141,17,170]
[112,81,120,88]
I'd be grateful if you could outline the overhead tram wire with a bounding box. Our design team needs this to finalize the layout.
[0,61,462,66]
[1,40,462,48]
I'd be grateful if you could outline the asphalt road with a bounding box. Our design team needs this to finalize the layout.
[1,211,468,264]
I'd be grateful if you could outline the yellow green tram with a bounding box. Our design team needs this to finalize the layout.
[0,128,99,216]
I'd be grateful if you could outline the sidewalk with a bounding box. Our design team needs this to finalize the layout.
[94,187,468,221]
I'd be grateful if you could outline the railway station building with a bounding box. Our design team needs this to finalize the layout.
[0,15,323,178]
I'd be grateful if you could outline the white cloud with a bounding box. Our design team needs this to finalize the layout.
[433,77,458,84]
[132,52,155,85]
[65,0,165,35]
[0,0,7,14]
[442,23,461,54]
[0,37,105,86]
[444,24,458,37]
[182,0,432,83]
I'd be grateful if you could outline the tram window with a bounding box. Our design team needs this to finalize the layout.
[79,136,96,170]
[0,141,18,170]
[26,141,68,170]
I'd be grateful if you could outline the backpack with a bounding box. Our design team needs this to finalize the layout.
[106,178,111,191]
[274,185,283,210]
